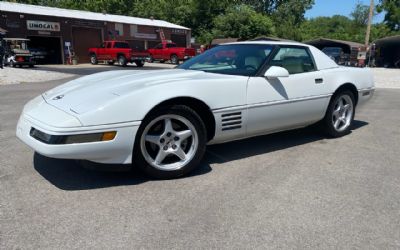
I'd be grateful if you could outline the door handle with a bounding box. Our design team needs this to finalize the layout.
[315,78,324,84]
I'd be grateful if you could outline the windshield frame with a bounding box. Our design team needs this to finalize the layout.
[177,44,277,77]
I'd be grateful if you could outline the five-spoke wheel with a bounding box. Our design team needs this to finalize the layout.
[134,105,207,179]
[322,91,355,137]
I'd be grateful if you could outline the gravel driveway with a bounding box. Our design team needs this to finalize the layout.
[0,67,400,249]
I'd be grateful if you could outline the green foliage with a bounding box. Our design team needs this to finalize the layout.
[377,0,400,31]
[211,5,275,41]
[351,1,371,26]
[8,0,399,44]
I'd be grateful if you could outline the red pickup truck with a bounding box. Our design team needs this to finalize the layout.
[147,42,196,64]
[88,41,149,67]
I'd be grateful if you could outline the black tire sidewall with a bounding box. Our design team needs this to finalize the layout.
[171,55,178,65]
[90,55,98,65]
[133,105,207,179]
[118,56,127,66]
[323,91,355,137]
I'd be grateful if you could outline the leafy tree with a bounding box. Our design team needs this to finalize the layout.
[377,0,400,31]
[211,5,275,41]
[351,1,371,26]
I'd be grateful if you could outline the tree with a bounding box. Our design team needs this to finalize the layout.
[211,5,275,41]
[377,0,400,31]
[351,1,371,26]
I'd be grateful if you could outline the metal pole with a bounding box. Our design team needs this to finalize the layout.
[365,0,374,47]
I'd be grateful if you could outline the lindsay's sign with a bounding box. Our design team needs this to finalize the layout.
[27,20,60,32]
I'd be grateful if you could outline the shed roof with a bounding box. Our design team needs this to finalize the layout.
[0,1,190,30]
[211,38,240,45]
[374,35,400,46]
[305,38,363,48]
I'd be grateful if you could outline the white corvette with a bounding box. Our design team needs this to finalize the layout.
[17,41,374,178]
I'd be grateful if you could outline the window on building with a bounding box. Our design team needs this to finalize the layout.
[115,23,124,36]
[130,25,137,37]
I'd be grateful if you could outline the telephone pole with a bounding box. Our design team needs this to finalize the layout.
[365,0,374,47]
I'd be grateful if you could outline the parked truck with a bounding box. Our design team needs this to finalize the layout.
[88,41,149,67]
[147,42,196,64]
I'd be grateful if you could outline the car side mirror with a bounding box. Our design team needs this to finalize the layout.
[264,66,289,79]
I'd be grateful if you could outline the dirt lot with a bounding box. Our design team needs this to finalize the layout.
[0,65,400,249]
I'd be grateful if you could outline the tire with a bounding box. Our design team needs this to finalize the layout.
[148,55,154,63]
[135,60,145,67]
[118,55,127,67]
[107,61,115,65]
[90,54,98,65]
[29,64,34,68]
[322,90,355,137]
[170,54,179,65]
[133,105,207,179]
[10,61,16,68]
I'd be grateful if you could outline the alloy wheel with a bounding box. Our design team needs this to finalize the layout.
[140,114,198,171]
[332,95,353,132]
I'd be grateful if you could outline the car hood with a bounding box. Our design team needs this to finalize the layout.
[42,69,234,115]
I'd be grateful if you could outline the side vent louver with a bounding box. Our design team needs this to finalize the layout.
[221,112,242,131]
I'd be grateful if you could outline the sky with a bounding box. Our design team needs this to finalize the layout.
[305,0,385,23]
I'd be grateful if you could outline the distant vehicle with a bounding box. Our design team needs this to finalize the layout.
[147,42,196,64]
[4,38,35,68]
[322,47,350,65]
[88,41,149,67]
[17,41,375,179]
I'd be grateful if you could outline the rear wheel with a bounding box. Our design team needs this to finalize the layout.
[90,54,98,65]
[118,55,127,67]
[133,105,207,179]
[135,60,145,67]
[322,91,355,137]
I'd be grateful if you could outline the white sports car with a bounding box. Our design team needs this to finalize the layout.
[16,41,375,179]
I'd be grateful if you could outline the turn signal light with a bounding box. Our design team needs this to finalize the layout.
[101,131,117,141]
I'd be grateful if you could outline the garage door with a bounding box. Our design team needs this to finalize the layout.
[72,28,102,63]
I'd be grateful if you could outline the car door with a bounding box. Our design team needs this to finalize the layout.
[152,43,163,60]
[246,46,330,137]
[97,42,107,60]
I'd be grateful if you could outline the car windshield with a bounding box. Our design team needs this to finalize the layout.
[178,44,274,76]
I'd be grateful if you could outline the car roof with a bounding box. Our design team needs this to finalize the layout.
[222,41,311,48]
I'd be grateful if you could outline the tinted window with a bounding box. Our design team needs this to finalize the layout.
[155,44,163,49]
[270,47,316,74]
[178,44,274,76]
[114,42,130,49]
[166,43,177,48]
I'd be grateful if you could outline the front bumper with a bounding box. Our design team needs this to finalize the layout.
[16,112,141,164]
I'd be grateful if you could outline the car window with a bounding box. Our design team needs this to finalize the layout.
[114,42,130,49]
[270,47,316,74]
[178,44,274,76]
[155,44,163,49]
[166,43,177,48]
[106,43,112,49]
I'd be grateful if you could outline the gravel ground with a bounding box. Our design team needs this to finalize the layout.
[0,67,75,85]
[371,68,400,89]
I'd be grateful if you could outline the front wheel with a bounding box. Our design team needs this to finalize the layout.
[90,54,98,65]
[322,91,355,137]
[133,105,207,179]
[118,55,127,67]
[170,54,179,65]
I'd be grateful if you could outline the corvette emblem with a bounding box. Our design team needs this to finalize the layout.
[52,95,64,100]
